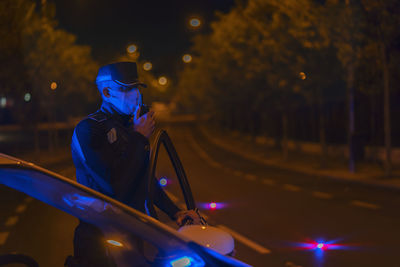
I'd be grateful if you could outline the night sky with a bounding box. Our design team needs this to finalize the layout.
[52,0,235,79]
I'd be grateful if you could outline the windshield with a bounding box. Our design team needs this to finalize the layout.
[0,158,195,266]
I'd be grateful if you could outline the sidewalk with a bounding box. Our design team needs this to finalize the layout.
[198,125,400,191]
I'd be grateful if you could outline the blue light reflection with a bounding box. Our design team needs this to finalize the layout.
[169,256,205,267]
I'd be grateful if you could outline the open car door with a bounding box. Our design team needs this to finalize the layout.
[146,129,196,222]
[0,141,251,266]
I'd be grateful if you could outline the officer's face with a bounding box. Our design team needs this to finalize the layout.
[105,85,140,115]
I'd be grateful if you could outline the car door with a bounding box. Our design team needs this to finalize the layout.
[0,153,252,267]
[0,153,197,267]
[146,129,196,224]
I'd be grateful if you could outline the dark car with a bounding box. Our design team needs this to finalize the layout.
[0,130,251,267]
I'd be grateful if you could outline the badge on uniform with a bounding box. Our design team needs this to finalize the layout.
[107,128,117,144]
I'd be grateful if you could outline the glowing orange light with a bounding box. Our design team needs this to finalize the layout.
[50,82,57,90]
[143,62,152,71]
[158,76,168,86]
[299,72,306,80]
[127,44,137,54]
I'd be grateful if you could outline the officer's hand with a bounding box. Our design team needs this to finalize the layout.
[133,107,155,138]
[174,210,202,227]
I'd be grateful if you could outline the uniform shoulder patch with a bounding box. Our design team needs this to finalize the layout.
[107,128,117,144]
[87,112,107,122]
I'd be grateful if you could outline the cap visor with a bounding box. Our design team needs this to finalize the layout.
[114,80,147,88]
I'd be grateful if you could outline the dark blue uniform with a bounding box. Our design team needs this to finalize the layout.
[68,101,180,266]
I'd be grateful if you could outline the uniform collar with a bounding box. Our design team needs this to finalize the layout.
[100,101,133,126]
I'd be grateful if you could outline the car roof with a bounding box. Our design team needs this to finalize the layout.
[0,153,251,267]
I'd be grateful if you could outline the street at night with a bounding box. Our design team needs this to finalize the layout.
[1,0,400,266]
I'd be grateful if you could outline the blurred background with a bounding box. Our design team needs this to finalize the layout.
[1,0,400,174]
[1,0,400,266]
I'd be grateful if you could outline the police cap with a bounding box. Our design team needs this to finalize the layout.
[96,62,147,88]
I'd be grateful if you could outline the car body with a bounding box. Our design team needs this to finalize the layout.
[0,130,251,267]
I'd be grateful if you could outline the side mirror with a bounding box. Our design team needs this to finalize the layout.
[178,225,235,256]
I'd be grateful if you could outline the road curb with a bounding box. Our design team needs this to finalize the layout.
[196,125,400,193]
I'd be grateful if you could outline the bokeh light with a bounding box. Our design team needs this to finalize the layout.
[24,93,31,102]
[158,76,168,86]
[143,62,152,71]
[189,18,201,28]
[159,178,168,187]
[50,82,57,90]
[294,239,346,251]
[182,54,192,63]
[299,72,307,80]
[0,97,6,108]
[198,202,227,210]
[127,44,137,54]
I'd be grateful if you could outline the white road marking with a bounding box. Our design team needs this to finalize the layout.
[186,133,222,169]
[283,184,301,192]
[223,167,232,172]
[0,232,9,246]
[165,191,179,203]
[165,191,208,220]
[262,179,276,186]
[217,225,271,254]
[350,200,380,210]
[244,174,257,181]
[285,261,303,267]
[233,170,243,177]
[15,204,27,213]
[178,203,187,210]
[24,197,33,203]
[209,161,223,168]
[4,216,19,227]
[312,191,333,199]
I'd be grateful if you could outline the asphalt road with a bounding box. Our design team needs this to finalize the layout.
[1,123,400,267]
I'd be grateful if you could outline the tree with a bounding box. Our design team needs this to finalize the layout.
[0,0,99,125]
[1,0,99,151]
[360,0,400,176]
[177,0,310,160]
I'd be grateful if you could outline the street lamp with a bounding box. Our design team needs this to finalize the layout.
[127,44,137,54]
[189,18,201,28]
[182,54,192,63]
[143,62,152,71]
[50,82,57,90]
[158,76,168,86]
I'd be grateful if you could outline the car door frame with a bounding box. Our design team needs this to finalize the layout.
[147,129,196,219]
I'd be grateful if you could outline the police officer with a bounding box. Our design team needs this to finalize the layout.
[67,62,200,267]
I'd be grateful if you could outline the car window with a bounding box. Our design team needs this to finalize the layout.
[153,143,187,228]
[148,130,196,225]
